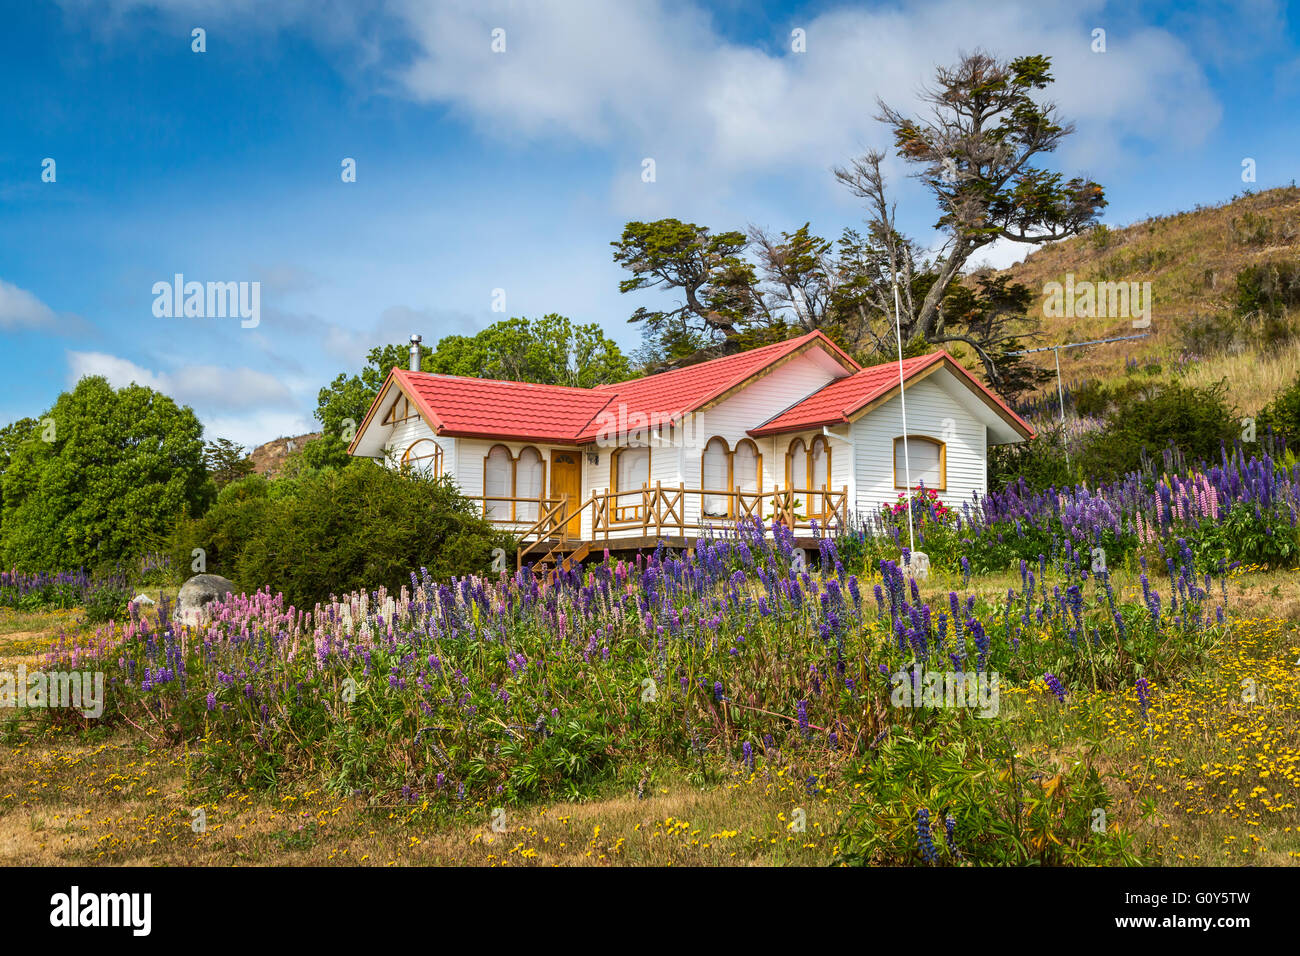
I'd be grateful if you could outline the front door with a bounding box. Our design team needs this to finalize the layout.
[550,451,582,537]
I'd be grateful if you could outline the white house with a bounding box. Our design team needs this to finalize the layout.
[347,330,1034,565]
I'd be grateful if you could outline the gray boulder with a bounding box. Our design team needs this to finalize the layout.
[176,573,236,625]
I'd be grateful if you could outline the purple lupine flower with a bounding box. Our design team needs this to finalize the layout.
[1135,676,1151,723]
[1043,672,1066,703]
[917,808,939,864]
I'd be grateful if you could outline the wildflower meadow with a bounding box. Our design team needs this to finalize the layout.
[7,448,1295,867]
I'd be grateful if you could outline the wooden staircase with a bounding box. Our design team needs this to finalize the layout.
[529,539,592,580]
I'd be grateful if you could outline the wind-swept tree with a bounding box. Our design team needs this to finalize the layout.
[611,219,761,366]
[832,51,1106,384]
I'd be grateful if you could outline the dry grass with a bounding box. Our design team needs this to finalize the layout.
[1175,347,1300,419]
[986,184,1300,406]
[2,566,1298,867]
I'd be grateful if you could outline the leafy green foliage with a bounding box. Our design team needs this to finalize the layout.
[168,461,510,607]
[308,315,629,469]
[82,582,134,624]
[989,423,1073,493]
[203,437,254,489]
[1,377,208,571]
[612,219,757,362]
[1073,381,1237,482]
[838,721,1142,866]
[1258,371,1300,447]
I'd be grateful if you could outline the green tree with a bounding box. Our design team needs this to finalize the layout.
[308,315,629,469]
[428,314,629,387]
[1,378,208,570]
[611,219,760,365]
[832,51,1106,385]
[204,437,255,489]
[0,417,38,525]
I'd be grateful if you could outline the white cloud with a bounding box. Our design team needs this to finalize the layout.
[65,351,292,410]
[0,279,62,330]
[390,0,1222,200]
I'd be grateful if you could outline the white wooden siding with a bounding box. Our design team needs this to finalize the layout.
[678,352,847,527]
[849,376,986,518]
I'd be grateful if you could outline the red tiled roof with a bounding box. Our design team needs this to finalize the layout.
[355,329,862,447]
[574,330,858,441]
[392,369,615,444]
[749,350,1035,439]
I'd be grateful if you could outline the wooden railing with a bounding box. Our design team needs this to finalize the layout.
[463,495,563,527]
[467,485,849,555]
[512,496,582,569]
[589,483,849,540]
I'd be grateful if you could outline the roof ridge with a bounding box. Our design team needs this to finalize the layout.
[597,330,821,390]
[402,369,601,393]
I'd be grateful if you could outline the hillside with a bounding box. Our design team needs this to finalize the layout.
[996,184,1300,416]
[249,432,320,477]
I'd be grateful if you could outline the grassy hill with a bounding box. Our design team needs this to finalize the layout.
[996,184,1300,418]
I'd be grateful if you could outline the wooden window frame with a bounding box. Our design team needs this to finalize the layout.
[382,392,419,426]
[401,438,443,478]
[483,444,517,521]
[785,437,807,488]
[892,435,947,492]
[514,446,547,522]
[700,436,733,518]
[732,438,763,493]
[610,443,652,522]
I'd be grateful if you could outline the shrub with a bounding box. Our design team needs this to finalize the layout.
[1074,381,1237,482]
[1235,259,1300,320]
[168,461,511,606]
[82,583,134,624]
[1258,373,1300,448]
[837,721,1146,866]
[988,423,1072,494]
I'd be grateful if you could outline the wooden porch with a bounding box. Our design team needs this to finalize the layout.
[464,484,850,572]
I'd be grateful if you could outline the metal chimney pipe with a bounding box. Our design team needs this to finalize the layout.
[409,334,423,372]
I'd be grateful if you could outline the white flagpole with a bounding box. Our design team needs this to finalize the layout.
[893,278,915,556]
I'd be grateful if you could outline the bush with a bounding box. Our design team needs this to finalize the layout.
[1235,259,1300,320]
[82,583,134,624]
[1074,381,1237,482]
[1258,374,1300,448]
[168,461,512,607]
[988,424,1072,493]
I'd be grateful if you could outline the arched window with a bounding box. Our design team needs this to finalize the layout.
[809,436,831,519]
[893,436,946,491]
[515,446,545,522]
[785,438,807,487]
[611,443,651,522]
[402,438,442,478]
[809,436,830,489]
[484,445,514,521]
[733,439,761,494]
[701,437,731,517]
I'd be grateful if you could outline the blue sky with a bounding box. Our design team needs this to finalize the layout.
[2,0,1297,448]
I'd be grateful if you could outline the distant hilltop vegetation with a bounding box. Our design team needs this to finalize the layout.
[998,184,1300,392]
[249,433,320,477]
